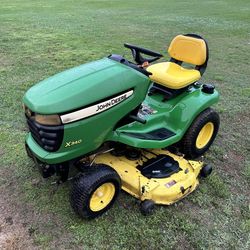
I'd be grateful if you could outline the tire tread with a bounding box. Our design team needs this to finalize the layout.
[181,108,220,158]
[70,164,121,219]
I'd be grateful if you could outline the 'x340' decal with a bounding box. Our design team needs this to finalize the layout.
[65,139,82,148]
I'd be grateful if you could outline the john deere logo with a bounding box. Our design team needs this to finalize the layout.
[65,139,82,148]
[96,94,127,112]
[60,90,134,124]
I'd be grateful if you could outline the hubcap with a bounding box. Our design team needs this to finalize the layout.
[196,122,214,149]
[89,182,115,212]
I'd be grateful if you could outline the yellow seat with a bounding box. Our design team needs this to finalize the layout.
[147,34,208,89]
[147,62,201,89]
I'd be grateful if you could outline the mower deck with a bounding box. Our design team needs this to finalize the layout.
[94,149,203,205]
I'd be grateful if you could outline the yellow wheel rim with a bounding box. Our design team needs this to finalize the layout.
[196,122,214,149]
[89,182,115,212]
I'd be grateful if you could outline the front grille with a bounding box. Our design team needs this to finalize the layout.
[26,117,64,152]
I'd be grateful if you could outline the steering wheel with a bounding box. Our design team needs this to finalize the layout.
[124,43,163,65]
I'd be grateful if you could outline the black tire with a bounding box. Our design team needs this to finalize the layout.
[70,164,121,219]
[200,164,213,178]
[140,200,155,216]
[181,108,220,159]
[25,144,33,158]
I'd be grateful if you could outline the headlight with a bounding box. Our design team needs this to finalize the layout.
[23,104,61,125]
[34,114,62,126]
[23,104,32,117]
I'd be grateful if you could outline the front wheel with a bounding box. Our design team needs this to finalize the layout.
[70,164,121,219]
[181,108,220,159]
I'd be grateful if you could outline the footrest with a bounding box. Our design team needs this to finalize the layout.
[121,128,176,141]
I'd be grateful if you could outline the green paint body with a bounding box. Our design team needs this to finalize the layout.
[23,58,219,164]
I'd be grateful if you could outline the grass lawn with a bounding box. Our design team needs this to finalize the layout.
[0,0,249,249]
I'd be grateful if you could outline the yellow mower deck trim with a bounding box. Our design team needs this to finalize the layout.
[94,149,203,205]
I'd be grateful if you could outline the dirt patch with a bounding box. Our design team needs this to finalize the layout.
[0,192,36,250]
[173,236,194,250]
[0,163,77,250]
[221,150,245,175]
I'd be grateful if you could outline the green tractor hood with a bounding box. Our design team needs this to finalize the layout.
[23,58,149,114]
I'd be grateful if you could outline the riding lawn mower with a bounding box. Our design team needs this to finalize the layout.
[23,34,220,219]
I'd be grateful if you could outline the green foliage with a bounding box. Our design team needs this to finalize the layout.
[207,173,230,198]
[34,234,52,248]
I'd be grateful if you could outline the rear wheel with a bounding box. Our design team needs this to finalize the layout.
[70,164,121,219]
[181,108,220,158]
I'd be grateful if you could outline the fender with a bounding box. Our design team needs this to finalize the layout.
[113,87,219,148]
[166,88,220,136]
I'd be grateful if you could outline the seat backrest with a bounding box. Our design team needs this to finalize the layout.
[168,34,207,66]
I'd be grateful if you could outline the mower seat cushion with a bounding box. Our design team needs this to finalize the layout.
[168,35,207,66]
[147,62,201,89]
